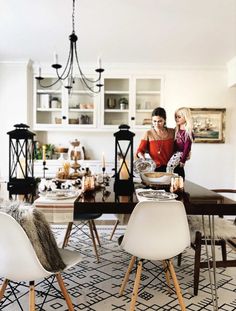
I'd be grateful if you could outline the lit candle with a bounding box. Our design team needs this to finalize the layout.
[54,52,58,64]
[102,152,105,168]
[42,145,46,161]
[120,159,129,180]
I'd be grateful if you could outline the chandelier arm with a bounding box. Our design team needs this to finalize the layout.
[74,44,102,84]
[37,77,63,88]
[55,42,74,81]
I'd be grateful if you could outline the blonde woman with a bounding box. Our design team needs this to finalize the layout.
[167,107,194,178]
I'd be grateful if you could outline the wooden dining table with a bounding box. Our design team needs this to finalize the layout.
[74,179,236,217]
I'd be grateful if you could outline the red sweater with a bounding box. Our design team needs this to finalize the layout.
[137,128,175,167]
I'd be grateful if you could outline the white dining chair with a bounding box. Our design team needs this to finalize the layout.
[119,200,190,311]
[0,211,82,311]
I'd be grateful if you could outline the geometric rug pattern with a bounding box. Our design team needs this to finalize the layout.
[1,225,236,311]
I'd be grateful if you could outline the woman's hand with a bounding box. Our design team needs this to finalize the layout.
[137,152,145,160]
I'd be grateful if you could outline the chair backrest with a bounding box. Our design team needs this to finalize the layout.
[0,212,52,282]
[121,200,190,261]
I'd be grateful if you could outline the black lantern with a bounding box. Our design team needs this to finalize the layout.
[114,124,135,195]
[7,123,36,201]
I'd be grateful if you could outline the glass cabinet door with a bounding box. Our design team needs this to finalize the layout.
[68,78,96,127]
[134,78,161,127]
[103,78,130,127]
[36,78,63,126]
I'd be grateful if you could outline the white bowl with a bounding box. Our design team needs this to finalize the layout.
[141,172,174,185]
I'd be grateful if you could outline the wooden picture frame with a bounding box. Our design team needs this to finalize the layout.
[190,108,226,143]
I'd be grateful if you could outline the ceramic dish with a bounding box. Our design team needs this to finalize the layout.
[133,158,156,174]
[137,190,178,200]
[39,190,79,200]
[141,172,174,185]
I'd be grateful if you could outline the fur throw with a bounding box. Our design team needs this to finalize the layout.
[188,215,236,243]
[0,200,66,272]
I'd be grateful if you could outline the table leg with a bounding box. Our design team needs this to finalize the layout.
[202,215,218,311]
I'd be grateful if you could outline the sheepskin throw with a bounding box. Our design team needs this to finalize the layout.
[188,215,236,243]
[0,200,66,272]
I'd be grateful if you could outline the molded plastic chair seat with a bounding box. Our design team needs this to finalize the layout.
[119,200,190,311]
[0,211,82,311]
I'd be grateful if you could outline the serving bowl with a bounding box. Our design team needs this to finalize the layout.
[141,171,174,185]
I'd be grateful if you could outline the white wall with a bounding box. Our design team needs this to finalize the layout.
[0,62,31,180]
[0,63,236,191]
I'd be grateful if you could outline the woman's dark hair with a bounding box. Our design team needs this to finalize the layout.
[151,107,167,120]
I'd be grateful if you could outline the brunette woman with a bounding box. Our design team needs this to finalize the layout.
[136,107,175,172]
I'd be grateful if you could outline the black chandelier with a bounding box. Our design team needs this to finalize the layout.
[35,0,104,94]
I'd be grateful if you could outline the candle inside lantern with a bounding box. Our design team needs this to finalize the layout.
[74,148,77,160]
[42,145,46,161]
[120,158,129,180]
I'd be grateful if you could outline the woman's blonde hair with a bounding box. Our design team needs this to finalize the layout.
[175,107,194,141]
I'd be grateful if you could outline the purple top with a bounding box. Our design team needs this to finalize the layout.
[174,130,193,163]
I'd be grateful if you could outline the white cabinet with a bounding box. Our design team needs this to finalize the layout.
[33,76,98,130]
[33,74,163,131]
[100,76,162,129]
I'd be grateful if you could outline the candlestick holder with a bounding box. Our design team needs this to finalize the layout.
[42,160,48,178]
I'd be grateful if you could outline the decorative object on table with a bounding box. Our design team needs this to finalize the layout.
[68,139,81,160]
[55,147,69,161]
[170,175,184,193]
[190,108,226,143]
[136,189,178,201]
[119,97,128,110]
[70,157,81,179]
[133,158,156,175]
[140,171,174,186]
[35,0,104,94]
[114,124,135,195]
[42,145,48,178]
[39,189,79,200]
[7,123,37,202]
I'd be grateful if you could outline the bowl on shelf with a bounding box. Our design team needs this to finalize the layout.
[69,118,79,124]
[55,117,62,124]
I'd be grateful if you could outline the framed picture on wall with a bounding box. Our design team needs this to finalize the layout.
[190,108,226,143]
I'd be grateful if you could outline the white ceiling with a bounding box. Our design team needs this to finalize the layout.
[1,0,236,66]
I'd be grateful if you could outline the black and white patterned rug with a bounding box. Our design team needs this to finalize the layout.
[1,225,236,311]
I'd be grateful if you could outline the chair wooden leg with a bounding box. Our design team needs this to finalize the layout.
[130,259,143,311]
[109,220,120,240]
[0,279,9,301]
[221,239,227,261]
[119,256,136,296]
[56,273,74,311]
[194,231,202,296]
[62,222,73,248]
[88,221,100,263]
[167,260,186,311]
[29,281,35,311]
[91,220,101,247]
[162,261,171,293]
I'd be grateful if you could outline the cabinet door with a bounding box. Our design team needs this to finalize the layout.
[102,78,130,128]
[34,76,97,129]
[35,78,63,127]
[134,78,162,128]
[67,77,97,128]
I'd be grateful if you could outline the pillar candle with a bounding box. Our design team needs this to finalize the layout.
[102,152,105,168]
